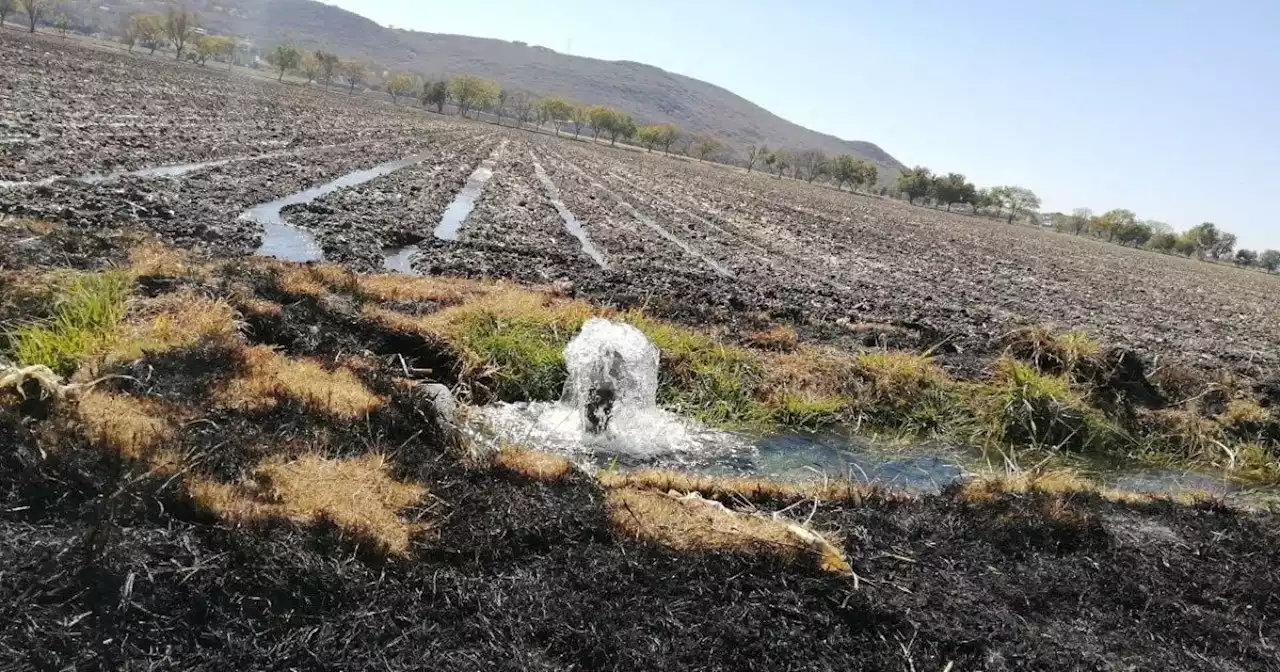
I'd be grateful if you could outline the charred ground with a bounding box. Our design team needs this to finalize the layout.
[3,30,1280,672]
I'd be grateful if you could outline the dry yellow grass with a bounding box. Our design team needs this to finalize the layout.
[747,326,799,352]
[599,468,884,506]
[217,346,382,419]
[958,470,1211,506]
[493,447,574,482]
[127,241,208,280]
[190,453,426,554]
[77,390,175,459]
[1223,398,1270,425]
[608,488,851,574]
[358,273,493,305]
[102,292,241,366]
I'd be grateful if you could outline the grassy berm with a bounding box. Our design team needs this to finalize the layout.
[2,230,1279,670]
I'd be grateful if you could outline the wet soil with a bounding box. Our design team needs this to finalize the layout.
[2,250,1278,671]
[7,31,1277,387]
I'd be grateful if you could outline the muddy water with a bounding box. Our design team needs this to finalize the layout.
[432,140,508,241]
[382,245,421,275]
[247,153,432,262]
[530,152,609,268]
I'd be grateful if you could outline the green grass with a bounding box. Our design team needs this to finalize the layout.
[973,357,1126,454]
[10,272,131,375]
[455,310,582,401]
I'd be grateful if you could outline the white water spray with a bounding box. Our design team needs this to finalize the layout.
[469,318,750,461]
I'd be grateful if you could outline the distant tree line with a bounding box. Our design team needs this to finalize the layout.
[84,7,1275,263]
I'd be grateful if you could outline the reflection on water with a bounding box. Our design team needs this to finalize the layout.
[247,153,431,262]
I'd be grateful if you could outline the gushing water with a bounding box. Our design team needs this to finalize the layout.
[470,318,751,461]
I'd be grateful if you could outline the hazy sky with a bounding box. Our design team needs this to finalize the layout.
[323,0,1280,250]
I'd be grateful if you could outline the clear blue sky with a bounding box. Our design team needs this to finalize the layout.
[325,0,1280,250]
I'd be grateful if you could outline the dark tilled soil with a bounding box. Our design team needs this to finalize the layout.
[6,31,1279,382]
[4,399,1279,672]
[2,228,1279,670]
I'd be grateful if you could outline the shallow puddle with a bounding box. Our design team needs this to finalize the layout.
[531,152,609,268]
[248,152,432,262]
[382,245,420,275]
[433,140,508,241]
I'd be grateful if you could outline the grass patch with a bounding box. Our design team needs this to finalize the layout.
[217,346,383,420]
[607,488,851,574]
[1005,326,1102,375]
[77,390,176,460]
[190,452,426,555]
[10,271,130,375]
[973,357,1125,454]
[493,447,574,482]
[849,351,960,434]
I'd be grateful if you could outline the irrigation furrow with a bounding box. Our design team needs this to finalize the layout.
[530,151,609,269]
[555,157,732,278]
[433,139,510,241]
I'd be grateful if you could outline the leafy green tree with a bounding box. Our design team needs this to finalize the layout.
[933,173,976,212]
[421,80,447,112]
[164,5,198,60]
[449,74,499,118]
[1210,232,1237,260]
[537,97,573,135]
[1148,232,1179,253]
[1184,222,1221,259]
[605,112,636,146]
[1116,221,1153,247]
[636,125,664,152]
[386,73,419,105]
[569,104,590,138]
[190,35,231,66]
[765,150,790,179]
[1093,208,1136,241]
[654,124,680,154]
[1235,249,1258,267]
[1260,249,1280,273]
[1066,208,1093,235]
[830,155,858,190]
[53,11,67,36]
[1173,234,1199,257]
[897,166,933,205]
[586,105,616,140]
[268,44,301,82]
[340,60,367,94]
[297,51,324,84]
[991,186,1041,223]
[135,14,166,54]
[856,160,878,191]
[694,137,723,161]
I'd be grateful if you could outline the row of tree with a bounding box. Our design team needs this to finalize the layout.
[1047,211,1274,269]
[88,13,1271,259]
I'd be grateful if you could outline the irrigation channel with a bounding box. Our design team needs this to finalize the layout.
[466,319,1280,505]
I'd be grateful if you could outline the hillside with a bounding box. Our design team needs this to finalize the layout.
[71,0,905,172]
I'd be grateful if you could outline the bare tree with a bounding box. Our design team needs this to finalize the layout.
[494,88,510,125]
[510,91,534,128]
[744,143,767,173]
[164,5,198,60]
[21,0,45,33]
[340,60,366,95]
[118,13,139,51]
[794,149,828,183]
[0,0,15,28]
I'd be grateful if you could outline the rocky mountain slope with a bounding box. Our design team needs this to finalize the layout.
[73,0,905,172]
